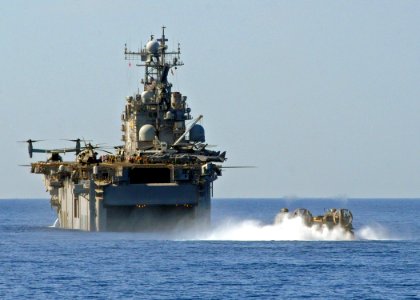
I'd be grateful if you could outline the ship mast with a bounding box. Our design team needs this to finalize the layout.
[124,26,183,91]
[123,27,188,153]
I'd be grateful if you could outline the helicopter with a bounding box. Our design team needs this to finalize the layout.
[76,142,112,164]
[19,139,110,163]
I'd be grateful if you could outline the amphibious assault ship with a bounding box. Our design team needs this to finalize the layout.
[25,27,226,231]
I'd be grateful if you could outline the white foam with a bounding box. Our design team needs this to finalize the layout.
[182,215,355,241]
[356,224,396,240]
[177,210,401,241]
[49,218,60,228]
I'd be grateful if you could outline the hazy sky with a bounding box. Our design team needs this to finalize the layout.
[1,1,419,199]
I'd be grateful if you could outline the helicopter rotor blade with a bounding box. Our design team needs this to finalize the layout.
[99,149,113,154]
[216,166,257,169]
[61,138,84,154]
[17,139,46,143]
[61,138,92,143]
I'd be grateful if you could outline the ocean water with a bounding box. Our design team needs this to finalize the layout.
[1,198,420,299]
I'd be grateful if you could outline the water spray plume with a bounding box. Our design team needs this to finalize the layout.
[176,211,396,241]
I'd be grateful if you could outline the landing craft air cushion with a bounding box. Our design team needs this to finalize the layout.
[26,27,226,231]
[275,208,354,234]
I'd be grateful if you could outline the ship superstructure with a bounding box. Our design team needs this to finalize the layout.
[28,27,226,231]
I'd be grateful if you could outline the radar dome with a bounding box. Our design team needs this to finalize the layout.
[141,91,154,104]
[146,40,159,54]
[139,124,156,142]
[190,124,205,142]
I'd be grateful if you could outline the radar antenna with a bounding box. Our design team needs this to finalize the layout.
[124,26,183,87]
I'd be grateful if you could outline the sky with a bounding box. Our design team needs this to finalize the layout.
[1,0,419,199]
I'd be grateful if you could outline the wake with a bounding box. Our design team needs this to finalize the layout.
[357,223,396,240]
[179,214,394,241]
[196,217,355,241]
[49,218,60,228]
[48,215,395,241]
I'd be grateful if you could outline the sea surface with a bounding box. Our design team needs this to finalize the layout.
[1,198,419,299]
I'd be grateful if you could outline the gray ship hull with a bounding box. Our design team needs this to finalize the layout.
[59,181,211,232]
[39,163,214,232]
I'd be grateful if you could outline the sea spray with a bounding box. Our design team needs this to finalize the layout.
[202,217,354,241]
[176,210,399,241]
[177,213,355,241]
[49,218,60,228]
[357,223,397,240]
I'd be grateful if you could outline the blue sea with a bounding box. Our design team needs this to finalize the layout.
[1,198,420,299]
